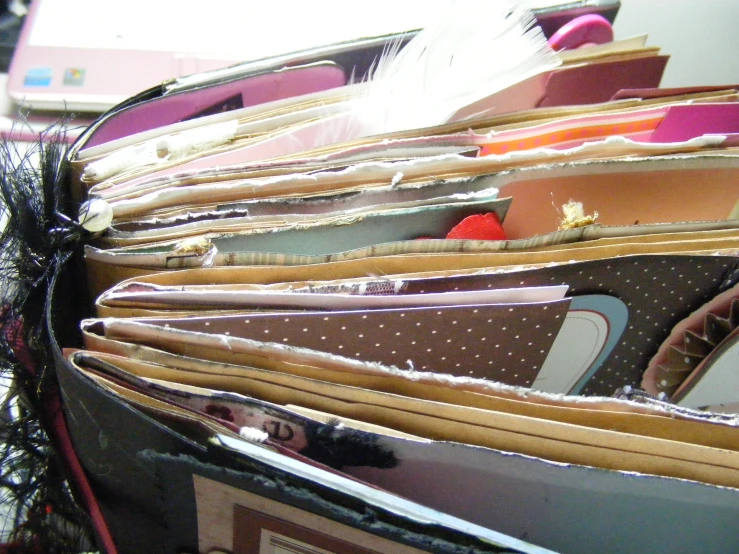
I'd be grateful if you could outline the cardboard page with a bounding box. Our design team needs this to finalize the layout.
[94,127,727,220]
[83,153,739,279]
[66,348,739,489]
[76,335,739,451]
[98,188,506,248]
[88,251,739,395]
[68,351,739,554]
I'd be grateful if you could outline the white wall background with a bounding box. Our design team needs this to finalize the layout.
[612,0,739,87]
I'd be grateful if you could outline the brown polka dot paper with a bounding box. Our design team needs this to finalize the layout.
[146,299,571,386]
[396,254,738,395]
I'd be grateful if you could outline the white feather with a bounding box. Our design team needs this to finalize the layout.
[353,0,561,137]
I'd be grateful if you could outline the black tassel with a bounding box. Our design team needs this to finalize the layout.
[0,125,94,552]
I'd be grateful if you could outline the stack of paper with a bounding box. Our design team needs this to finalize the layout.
[48,5,739,553]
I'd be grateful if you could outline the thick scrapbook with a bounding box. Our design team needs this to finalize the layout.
[5,2,739,553]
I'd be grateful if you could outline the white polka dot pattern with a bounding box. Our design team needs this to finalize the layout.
[141,254,735,396]
[150,299,572,386]
[391,254,735,395]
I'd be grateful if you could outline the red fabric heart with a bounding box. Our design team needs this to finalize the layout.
[446,212,507,241]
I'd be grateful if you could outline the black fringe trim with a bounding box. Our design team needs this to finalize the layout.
[0,126,95,552]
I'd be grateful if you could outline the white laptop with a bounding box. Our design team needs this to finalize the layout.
[7,0,435,112]
[8,0,620,112]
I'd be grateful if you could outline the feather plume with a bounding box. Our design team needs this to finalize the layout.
[0,125,95,551]
[354,0,560,137]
